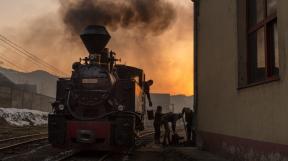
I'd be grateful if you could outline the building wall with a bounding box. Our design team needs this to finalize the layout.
[145,94,193,128]
[197,0,288,160]
[0,86,54,112]
[0,86,12,108]
[144,93,171,128]
[150,93,171,112]
[170,95,194,113]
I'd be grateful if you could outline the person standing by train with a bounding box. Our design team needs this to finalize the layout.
[182,107,196,146]
[153,105,162,144]
[144,80,153,107]
[159,112,170,145]
[161,112,183,145]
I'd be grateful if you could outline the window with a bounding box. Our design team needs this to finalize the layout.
[247,0,279,84]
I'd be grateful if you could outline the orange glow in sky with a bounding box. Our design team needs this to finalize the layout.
[0,0,194,96]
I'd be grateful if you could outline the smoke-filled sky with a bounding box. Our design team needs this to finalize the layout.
[0,0,194,96]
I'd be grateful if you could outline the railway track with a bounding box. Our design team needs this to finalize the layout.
[52,130,155,161]
[0,126,48,142]
[0,133,48,151]
[138,130,154,138]
[102,130,155,161]
[0,126,47,130]
[46,150,110,161]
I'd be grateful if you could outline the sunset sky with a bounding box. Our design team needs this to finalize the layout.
[0,0,194,96]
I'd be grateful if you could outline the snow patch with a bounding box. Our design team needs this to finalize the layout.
[0,107,48,126]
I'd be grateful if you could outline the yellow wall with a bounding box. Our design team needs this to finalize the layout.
[197,0,288,145]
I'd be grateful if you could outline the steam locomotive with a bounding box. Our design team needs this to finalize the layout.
[48,25,150,151]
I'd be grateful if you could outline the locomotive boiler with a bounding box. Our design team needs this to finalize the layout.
[48,25,150,151]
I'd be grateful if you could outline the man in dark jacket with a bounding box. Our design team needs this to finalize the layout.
[182,107,196,146]
[161,112,183,145]
[144,80,153,107]
[153,105,162,144]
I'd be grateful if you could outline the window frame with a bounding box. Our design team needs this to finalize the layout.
[243,0,279,87]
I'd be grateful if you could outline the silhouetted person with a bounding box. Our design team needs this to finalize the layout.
[161,117,171,145]
[153,106,162,144]
[161,112,182,145]
[182,107,196,146]
[144,80,153,106]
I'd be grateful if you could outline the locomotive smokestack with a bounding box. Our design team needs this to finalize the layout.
[80,25,111,54]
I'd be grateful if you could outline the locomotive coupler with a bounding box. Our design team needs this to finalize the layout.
[76,130,96,144]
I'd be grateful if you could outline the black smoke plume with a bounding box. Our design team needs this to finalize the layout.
[5,0,193,95]
[59,0,176,36]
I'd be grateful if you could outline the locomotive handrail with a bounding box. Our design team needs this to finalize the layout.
[72,89,109,93]
[96,110,142,119]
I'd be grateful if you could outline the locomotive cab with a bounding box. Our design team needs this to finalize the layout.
[48,25,148,151]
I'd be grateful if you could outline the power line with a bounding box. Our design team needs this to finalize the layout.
[0,41,35,71]
[0,53,27,72]
[0,41,60,75]
[0,34,69,76]
[0,35,68,75]
[0,36,68,76]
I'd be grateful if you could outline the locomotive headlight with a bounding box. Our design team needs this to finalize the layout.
[118,105,124,111]
[58,104,65,111]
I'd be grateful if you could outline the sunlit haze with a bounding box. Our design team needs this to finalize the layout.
[0,0,194,96]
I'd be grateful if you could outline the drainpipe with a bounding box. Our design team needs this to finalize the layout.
[191,0,199,116]
[192,0,199,134]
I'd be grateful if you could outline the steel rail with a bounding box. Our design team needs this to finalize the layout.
[138,131,155,138]
[52,131,155,161]
[91,131,155,161]
[0,137,48,151]
[53,151,109,161]
[49,150,80,161]
[0,133,47,144]
[97,153,110,161]
[0,126,47,130]
[127,130,155,156]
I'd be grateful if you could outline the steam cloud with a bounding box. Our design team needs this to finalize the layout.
[59,0,176,36]
[4,0,194,95]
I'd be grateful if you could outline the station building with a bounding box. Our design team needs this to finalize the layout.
[150,93,171,112]
[194,0,288,160]
[0,73,54,112]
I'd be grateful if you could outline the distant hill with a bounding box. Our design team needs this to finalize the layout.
[0,67,58,97]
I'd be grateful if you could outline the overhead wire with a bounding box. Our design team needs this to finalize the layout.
[0,52,27,72]
[0,35,68,75]
[0,41,35,71]
[0,36,67,76]
[0,34,69,77]
[0,40,57,74]
[0,37,54,73]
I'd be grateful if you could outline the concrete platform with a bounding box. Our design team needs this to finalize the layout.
[171,147,229,161]
[137,143,229,161]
